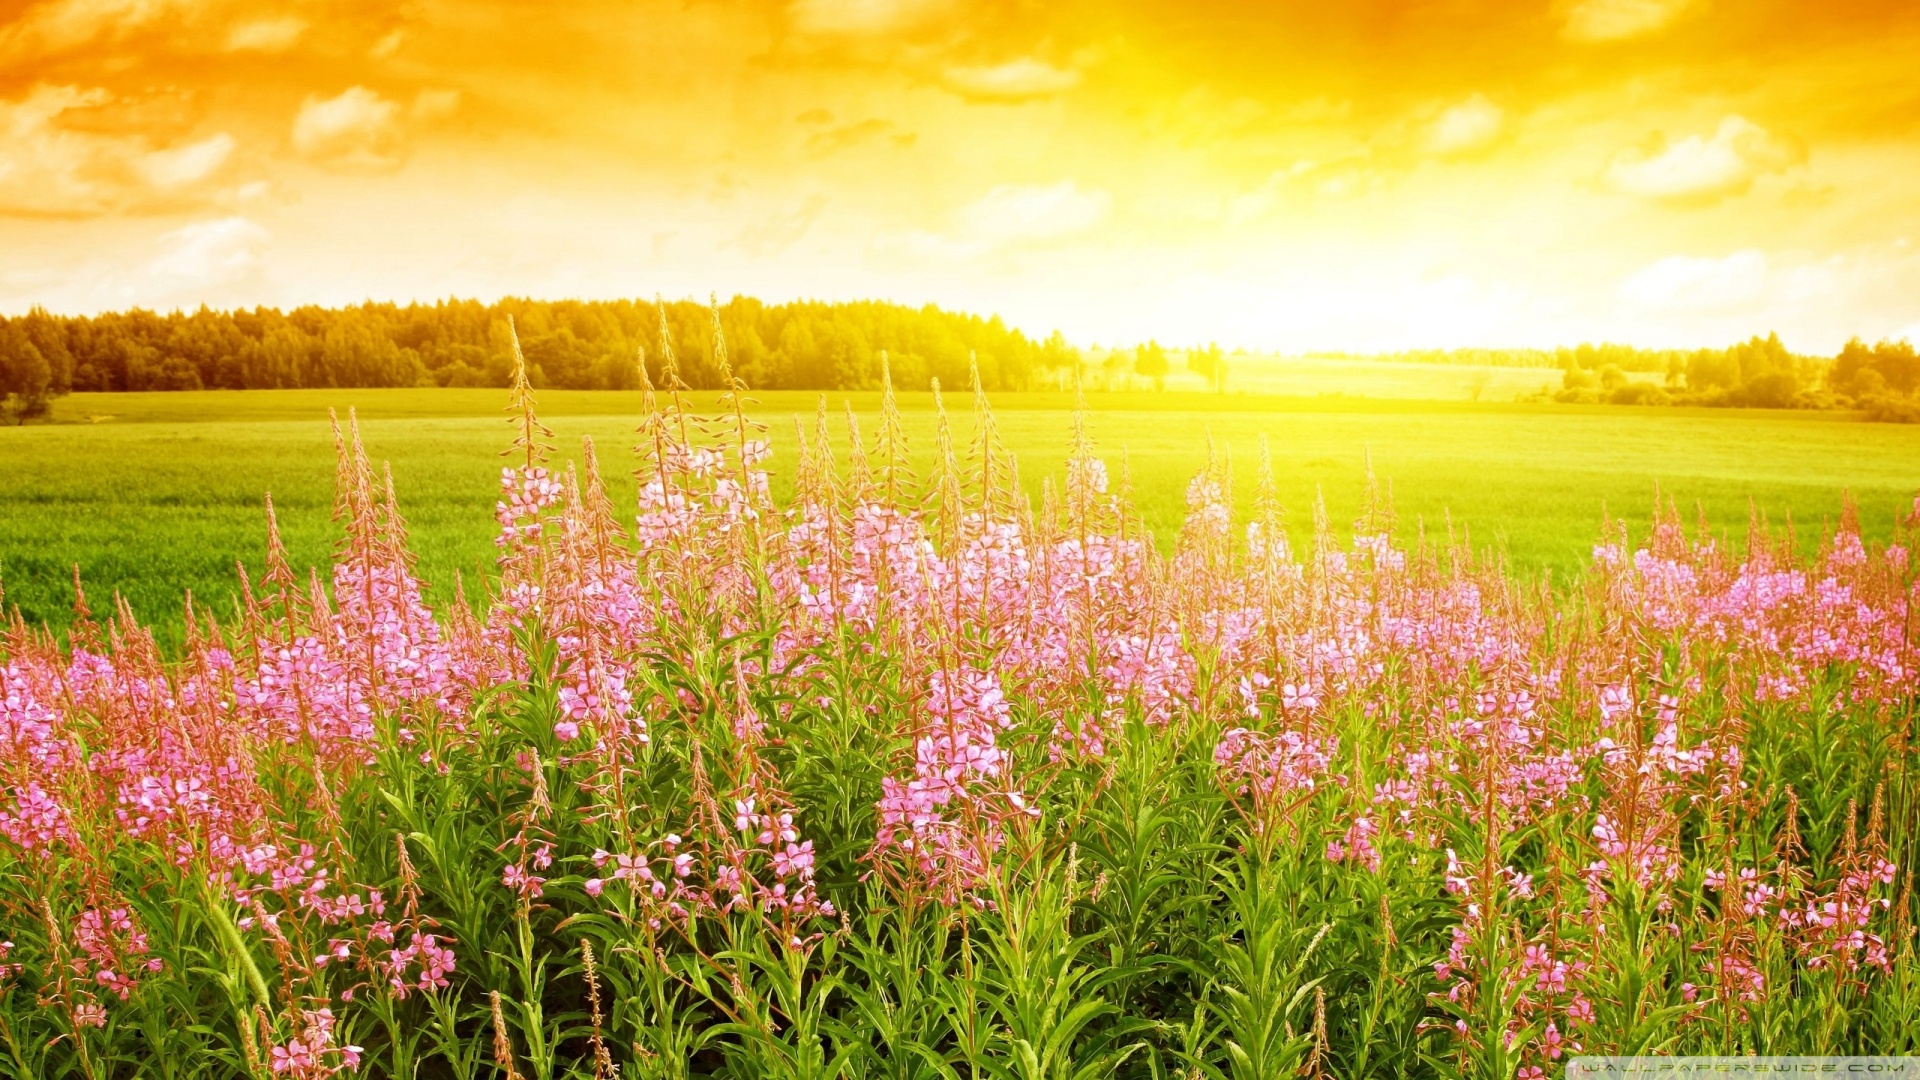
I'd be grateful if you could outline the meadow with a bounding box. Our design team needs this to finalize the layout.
[1066,353,1577,399]
[2,386,1917,652]
[0,360,1914,1080]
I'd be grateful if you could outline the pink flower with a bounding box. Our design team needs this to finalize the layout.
[773,841,815,879]
[502,863,545,898]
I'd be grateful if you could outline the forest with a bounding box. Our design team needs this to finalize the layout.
[3,296,1918,422]
[0,296,1079,422]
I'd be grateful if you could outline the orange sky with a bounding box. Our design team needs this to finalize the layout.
[3,0,1919,351]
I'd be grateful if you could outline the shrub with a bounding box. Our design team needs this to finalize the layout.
[1862,392,1920,423]
[1607,381,1668,406]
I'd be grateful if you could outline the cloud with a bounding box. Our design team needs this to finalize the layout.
[0,84,236,216]
[0,85,110,215]
[941,59,1080,102]
[0,0,193,59]
[1231,157,1393,221]
[1145,86,1272,148]
[882,181,1109,261]
[225,15,306,53]
[148,216,269,284]
[135,132,234,188]
[292,87,407,172]
[787,0,951,36]
[960,181,1108,246]
[736,194,829,256]
[411,89,462,122]
[1606,116,1804,205]
[1561,0,1699,42]
[1425,94,1504,157]
[369,28,406,58]
[804,118,911,157]
[1621,250,1769,312]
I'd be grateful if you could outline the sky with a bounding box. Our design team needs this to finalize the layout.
[2,0,1919,353]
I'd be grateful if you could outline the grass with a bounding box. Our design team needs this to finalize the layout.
[1082,353,1593,399]
[3,387,1916,650]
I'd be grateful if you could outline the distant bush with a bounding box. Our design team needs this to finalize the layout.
[1561,368,1598,393]
[1862,392,1920,423]
[1607,381,1668,406]
[1538,331,1920,418]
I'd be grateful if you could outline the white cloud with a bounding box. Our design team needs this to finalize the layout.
[369,29,406,58]
[788,0,950,36]
[941,59,1080,102]
[0,84,237,215]
[225,15,306,52]
[137,132,235,189]
[1606,116,1804,204]
[149,216,270,284]
[292,87,407,171]
[1145,86,1272,148]
[0,0,192,58]
[960,181,1108,246]
[884,181,1109,260]
[411,88,462,121]
[1620,250,1769,312]
[1425,94,1504,157]
[736,194,830,256]
[1561,0,1699,42]
[803,117,908,157]
[1230,158,1391,221]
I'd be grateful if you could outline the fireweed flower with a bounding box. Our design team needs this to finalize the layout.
[873,668,1038,903]
[0,375,1913,1072]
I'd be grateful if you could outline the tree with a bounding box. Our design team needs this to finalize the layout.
[18,307,73,395]
[1039,331,1080,390]
[0,322,53,424]
[1135,339,1169,391]
[1188,342,1226,392]
[254,326,313,389]
[0,297,1086,398]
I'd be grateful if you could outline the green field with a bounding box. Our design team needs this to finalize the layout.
[1082,353,1587,399]
[4,387,1916,649]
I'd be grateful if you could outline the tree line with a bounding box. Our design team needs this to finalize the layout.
[1550,332,1919,419]
[1328,345,1675,371]
[1351,336,1917,420]
[4,296,1916,422]
[0,296,1082,423]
